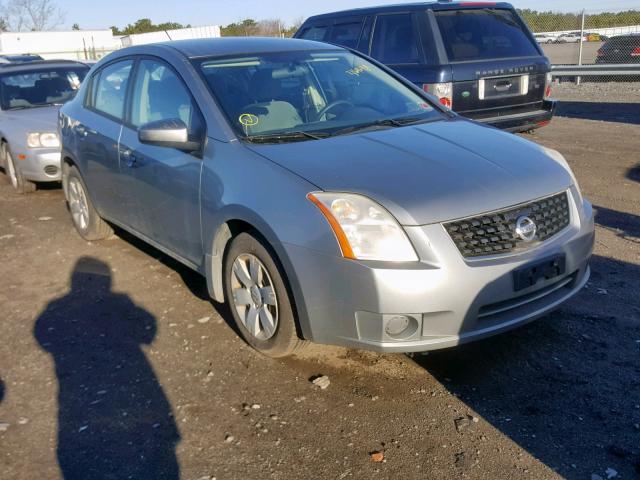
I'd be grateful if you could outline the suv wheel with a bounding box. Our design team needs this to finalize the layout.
[223,232,306,358]
[4,145,36,194]
[65,165,113,240]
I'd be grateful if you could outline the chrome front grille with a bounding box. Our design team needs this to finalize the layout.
[444,192,571,258]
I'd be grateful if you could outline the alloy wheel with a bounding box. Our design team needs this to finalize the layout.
[68,177,90,231]
[230,253,278,341]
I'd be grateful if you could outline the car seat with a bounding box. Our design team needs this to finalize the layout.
[240,69,303,135]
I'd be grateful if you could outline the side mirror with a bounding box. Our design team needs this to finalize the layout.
[138,118,201,152]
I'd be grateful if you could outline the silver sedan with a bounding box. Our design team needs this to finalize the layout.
[0,60,89,193]
[59,38,594,357]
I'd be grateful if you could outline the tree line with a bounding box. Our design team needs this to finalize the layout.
[109,18,303,38]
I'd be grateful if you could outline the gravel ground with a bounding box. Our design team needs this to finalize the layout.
[0,86,639,480]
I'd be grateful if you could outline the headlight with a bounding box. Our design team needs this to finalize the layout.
[308,192,418,262]
[27,132,60,148]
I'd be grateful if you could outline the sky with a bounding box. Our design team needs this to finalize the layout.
[55,0,640,30]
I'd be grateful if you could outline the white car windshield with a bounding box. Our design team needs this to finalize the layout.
[0,68,88,110]
[198,50,443,141]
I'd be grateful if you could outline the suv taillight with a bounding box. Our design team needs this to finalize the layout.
[422,82,453,109]
[631,47,640,57]
[544,72,552,100]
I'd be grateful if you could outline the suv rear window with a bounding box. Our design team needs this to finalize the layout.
[435,9,538,62]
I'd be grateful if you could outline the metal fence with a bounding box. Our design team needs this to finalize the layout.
[520,9,640,82]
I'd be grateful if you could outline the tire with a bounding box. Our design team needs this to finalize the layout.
[223,232,306,358]
[4,145,36,194]
[65,165,113,241]
[0,141,6,172]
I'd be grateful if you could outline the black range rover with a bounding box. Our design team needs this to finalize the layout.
[295,1,556,132]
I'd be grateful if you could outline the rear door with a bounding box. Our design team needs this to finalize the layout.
[369,12,427,85]
[432,7,548,118]
[118,57,205,265]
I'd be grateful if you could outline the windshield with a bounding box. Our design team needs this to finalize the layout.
[435,8,539,62]
[198,50,442,141]
[0,67,88,110]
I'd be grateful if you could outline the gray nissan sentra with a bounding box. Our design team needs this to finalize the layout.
[59,38,595,357]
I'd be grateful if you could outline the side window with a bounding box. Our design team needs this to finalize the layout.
[130,59,202,137]
[92,60,133,119]
[329,20,364,49]
[299,25,329,42]
[371,14,421,64]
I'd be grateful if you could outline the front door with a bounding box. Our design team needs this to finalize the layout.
[118,58,205,265]
[77,59,133,220]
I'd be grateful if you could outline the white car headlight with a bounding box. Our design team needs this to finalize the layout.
[27,132,60,149]
[308,192,418,262]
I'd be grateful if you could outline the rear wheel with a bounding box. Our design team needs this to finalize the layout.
[65,165,113,241]
[5,146,36,194]
[223,232,306,358]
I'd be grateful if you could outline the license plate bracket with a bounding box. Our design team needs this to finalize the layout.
[513,254,566,292]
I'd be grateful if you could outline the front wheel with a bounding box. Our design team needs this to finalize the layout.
[65,165,113,241]
[4,146,36,194]
[223,232,306,358]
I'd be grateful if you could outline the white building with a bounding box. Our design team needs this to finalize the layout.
[0,25,222,61]
[120,25,221,47]
[0,30,119,60]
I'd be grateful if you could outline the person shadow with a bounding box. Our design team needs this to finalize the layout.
[34,257,180,479]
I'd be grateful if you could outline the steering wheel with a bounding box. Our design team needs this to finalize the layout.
[316,100,354,121]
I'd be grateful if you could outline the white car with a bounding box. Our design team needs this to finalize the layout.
[556,33,584,44]
[534,33,556,44]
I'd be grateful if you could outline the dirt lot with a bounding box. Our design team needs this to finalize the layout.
[0,86,639,480]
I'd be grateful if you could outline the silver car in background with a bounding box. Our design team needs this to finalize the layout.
[0,60,89,193]
[59,38,595,357]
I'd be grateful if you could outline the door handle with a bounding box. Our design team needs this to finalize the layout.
[75,125,97,137]
[121,148,138,167]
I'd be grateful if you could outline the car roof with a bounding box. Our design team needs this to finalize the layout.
[301,1,514,22]
[156,37,341,59]
[0,54,42,59]
[608,34,640,40]
[0,59,90,73]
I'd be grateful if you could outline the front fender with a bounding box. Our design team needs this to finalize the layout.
[204,204,315,340]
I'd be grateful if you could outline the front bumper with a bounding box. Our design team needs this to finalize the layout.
[285,189,594,353]
[470,100,556,133]
[14,148,62,182]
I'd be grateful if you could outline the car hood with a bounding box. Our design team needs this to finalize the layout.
[247,118,573,226]
[1,105,60,132]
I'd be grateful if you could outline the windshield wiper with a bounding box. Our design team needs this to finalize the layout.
[245,130,330,143]
[329,115,435,137]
